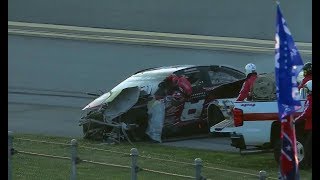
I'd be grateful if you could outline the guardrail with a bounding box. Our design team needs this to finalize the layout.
[8,131,275,180]
[8,21,312,55]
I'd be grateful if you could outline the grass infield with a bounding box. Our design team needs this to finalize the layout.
[10,133,312,180]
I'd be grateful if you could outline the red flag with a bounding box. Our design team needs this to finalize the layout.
[280,116,299,179]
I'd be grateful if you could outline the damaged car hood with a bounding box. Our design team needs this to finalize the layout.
[82,66,190,121]
[83,86,141,120]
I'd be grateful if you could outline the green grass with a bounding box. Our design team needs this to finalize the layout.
[10,133,312,180]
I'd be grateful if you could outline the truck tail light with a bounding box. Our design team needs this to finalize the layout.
[233,108,244,127]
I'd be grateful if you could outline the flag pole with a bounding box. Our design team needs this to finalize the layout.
[290,114,300,172]
[275,0,303,178]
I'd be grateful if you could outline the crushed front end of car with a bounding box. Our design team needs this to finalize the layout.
[79,86,152,143]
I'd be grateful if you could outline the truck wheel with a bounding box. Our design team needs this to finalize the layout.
[273,137,305,167]
[296,136,306,169]
[273,139,281,164]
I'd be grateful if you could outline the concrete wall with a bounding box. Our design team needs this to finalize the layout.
[8,0,312,42]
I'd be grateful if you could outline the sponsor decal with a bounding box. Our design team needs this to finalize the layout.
[240,103,256,107]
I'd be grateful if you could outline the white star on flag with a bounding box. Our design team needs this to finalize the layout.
[286,145,291,151]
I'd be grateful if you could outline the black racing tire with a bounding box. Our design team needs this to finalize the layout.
[82,123,95,139]
[82,122,105,140]
[82,123,90,139]
[127,125,148,142]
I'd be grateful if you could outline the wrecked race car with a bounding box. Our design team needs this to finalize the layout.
[79,65,246,143]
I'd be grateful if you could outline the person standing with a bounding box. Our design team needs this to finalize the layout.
[294,80,312,168]
[298,62,312,90]
[236,63,258,101]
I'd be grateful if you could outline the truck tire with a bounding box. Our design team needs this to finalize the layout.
[303,132,312,169]
[273,136,305,167]
[296,136,306,168]
[273,139,281,164]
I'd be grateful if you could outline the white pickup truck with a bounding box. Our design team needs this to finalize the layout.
[209,93,308,165]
